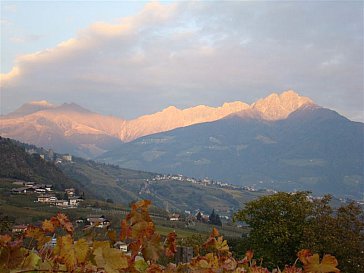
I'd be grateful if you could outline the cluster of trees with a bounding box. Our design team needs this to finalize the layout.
[195,210,222,226]
[208,209,222,226]
[234,192,364,272]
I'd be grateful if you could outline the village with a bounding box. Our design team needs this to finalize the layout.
[11,181,84,208]
[149,173,278,193]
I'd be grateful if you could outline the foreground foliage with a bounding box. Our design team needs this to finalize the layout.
[234,192,364,272]
[1,200,341,272]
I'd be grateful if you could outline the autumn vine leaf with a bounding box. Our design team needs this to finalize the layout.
[298,249,312,265]
[303,254,340,273]
[42,219,55,233]
[25,226,51,249]
[164,232,177,257]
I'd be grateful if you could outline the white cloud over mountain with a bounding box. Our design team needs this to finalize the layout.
[1,1,363,121]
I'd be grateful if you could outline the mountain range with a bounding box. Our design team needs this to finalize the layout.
[1,90,363,198]
[1,90,311,157]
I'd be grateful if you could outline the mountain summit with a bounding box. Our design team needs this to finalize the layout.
[5,100,55,117]
[119,100,250,142]
[251,90,314,120]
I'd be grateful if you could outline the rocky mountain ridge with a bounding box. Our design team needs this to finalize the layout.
[1,90,318,157]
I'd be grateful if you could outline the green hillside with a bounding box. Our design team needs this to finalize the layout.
[59,157,266,213]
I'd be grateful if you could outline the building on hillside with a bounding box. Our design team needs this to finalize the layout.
[25,182,36,187]
[65,188,75,197]
[69,196,83,207]
[38,194,56,203]
[169,213,180,221]
[114,241,128,253]
[11,187,29,194]
[12,225,28,233]
[62,154,72,162]
[56,200,69,207]
[35,187,46,194]
[87,215,110,228]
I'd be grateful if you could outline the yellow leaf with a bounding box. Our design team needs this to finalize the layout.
[74,239,89,264]
[42,219,55,233]
[53,235,76,271]
[215,236,229,252]
[198,259,210,269]
[211,227,219,237]
[135,259,148,272]
[93,241,128,272]
[304,253,340,273]
[20,251,41,270]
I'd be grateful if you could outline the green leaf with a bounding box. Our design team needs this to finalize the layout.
[20,251,41,270]
[134,259,148,272]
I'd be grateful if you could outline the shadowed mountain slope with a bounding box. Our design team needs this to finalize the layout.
[99,105,364,199]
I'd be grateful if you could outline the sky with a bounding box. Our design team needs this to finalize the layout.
[1,1,363,121]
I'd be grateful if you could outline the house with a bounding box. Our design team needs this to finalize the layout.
[37,194,55,203]
[12,225,28,233]
[169,213,180,221]
[69,196,82,207]
[56,200,69,207]
[45,185,53,192]
[65,188,75,197]
[114,241,128,253]
[48,196,57,203]
[35,187,46,194]
[62,154,72,162]
[11,187,28,194]
[87,215,110,228]
[25,182,36,187]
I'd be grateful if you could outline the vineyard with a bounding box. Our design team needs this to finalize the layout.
[0,200,340,273]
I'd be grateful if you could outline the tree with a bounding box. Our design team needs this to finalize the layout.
[209,209,216,224]
[234,192,364,271]
[196,211,202,222]
[209,209,222,226]
[302,197,364,273]
[234,192,313,268]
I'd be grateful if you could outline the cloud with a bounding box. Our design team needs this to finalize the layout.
[1,1,363,121]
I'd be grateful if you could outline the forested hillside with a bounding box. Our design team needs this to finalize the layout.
[0,137,84,192]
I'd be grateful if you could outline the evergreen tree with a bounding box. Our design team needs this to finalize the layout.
[196,212,202,222]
